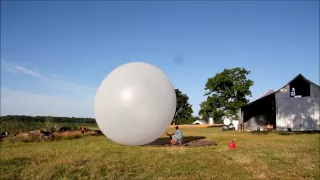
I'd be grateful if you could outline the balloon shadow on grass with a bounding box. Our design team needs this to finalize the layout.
[144,136,206,146]
[249,131,320,136]
[277,131,320,136]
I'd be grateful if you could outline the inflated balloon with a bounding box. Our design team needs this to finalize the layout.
[94,62,176,146]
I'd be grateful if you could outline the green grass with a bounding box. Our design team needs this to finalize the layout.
[1,127,319,180]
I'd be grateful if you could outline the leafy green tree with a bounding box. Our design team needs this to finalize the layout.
[199,68,253,122]
[172,89,193,125]
[44,115,52,131]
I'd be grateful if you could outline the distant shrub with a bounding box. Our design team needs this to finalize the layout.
[0,122,44,134]
[0,121,83,135]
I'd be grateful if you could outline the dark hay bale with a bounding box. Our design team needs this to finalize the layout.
[94,130,102,135]
[59,127,72,132]
[1,132,9,136]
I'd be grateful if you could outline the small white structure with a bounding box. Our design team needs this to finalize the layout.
[209,117,214,125]
[232,120,239,130]
[192,120,207,125]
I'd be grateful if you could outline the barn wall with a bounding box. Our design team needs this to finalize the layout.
[310,83,320,98]
[276,96,320,131]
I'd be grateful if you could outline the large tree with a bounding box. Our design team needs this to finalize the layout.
[172,89,193,125]
[199,68,253,122]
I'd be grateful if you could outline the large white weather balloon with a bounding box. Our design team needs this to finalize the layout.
[94,62,176,146]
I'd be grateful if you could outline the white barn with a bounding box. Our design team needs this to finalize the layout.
[240,74,320,131]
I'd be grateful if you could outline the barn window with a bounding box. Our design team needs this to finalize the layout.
[289,76,310,97]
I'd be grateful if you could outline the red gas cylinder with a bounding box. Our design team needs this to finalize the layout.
[229,141,236,149]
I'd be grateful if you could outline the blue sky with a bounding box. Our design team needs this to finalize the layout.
[1,1,319,118]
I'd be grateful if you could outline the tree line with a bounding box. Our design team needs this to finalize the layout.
[1,67,254,126]
[0,115,95,133]
[0,115,96,124]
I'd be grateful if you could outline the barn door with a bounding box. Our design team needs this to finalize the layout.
[300,99,308,130]
[293,115,301,129]
[292,99,301,130]
[276,99,293,130]
[292,98,311,130]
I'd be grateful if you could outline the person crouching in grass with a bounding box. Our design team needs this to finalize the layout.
[166,126,183,145]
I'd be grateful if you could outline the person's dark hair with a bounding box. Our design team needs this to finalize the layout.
[175,126,179,129]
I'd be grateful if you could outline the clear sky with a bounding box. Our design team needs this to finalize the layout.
[1,1,319,118]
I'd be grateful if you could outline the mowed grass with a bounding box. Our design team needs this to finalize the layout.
[1,127,319,180]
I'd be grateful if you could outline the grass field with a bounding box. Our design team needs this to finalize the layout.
[1,127,319,180]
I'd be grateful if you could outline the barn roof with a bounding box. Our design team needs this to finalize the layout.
[277,74,319,90]
[259,89,275,99]
[242,74,319,108]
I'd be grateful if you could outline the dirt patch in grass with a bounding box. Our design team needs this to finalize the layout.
[145,136,217,147]
[145,136,205,146]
